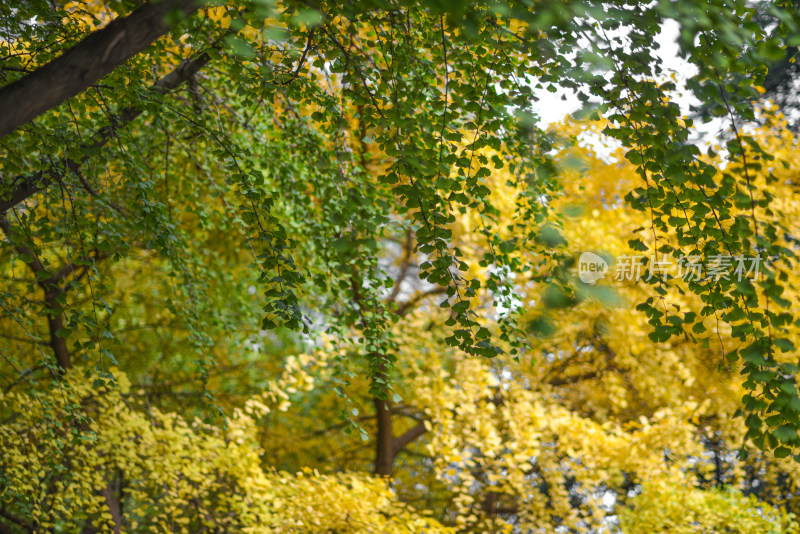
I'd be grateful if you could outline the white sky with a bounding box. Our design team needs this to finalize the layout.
[536,21,729,152]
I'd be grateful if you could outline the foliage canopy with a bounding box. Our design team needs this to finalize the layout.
[3,0,800,531]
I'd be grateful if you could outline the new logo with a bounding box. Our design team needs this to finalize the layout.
[578,252,608,284]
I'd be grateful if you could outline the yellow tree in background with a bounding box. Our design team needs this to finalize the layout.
[4,116,800,532]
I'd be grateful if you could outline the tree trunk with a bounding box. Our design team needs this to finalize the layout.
[0,217,71,369]
[45,289,70,370]
[374,396,394,476]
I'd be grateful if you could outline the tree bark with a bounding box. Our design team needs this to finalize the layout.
[374,396,394,476]
[44,292,71,370]
[393,420,426,453]
[374,397,429,476]
[0,0,199,138]
[101,482,123,534]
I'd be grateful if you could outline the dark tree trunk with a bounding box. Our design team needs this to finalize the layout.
[0,218,71,369]
[374,396,394,476]
[45,289,71,370]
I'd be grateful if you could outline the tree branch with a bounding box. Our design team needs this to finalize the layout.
[0,48,213,214]
[0,0,199,138]
[101,482,123,534]
[392,420,427,455]
[0,217,70,369]
[385,228,415,304]
[395,286,447,317]
[0,507,34,532]
[547,370,601,387]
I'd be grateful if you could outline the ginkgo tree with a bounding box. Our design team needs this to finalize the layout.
[3,0,800,531]
[5,115,800,532]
